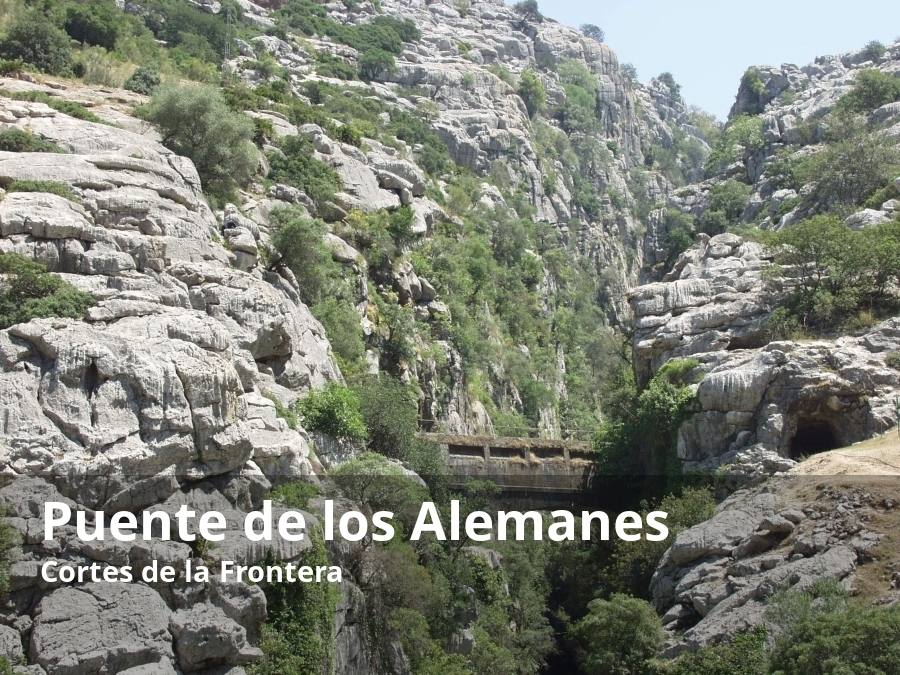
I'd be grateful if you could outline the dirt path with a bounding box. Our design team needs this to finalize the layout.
[789,431,900,476]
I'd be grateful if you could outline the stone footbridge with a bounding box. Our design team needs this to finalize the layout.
[417,432,595,497]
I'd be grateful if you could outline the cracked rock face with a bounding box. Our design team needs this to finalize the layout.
[631,234,900,471]
[0,87,338,672]
[651,482,896,655]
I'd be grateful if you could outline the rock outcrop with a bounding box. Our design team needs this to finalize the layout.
[652,478,897,654]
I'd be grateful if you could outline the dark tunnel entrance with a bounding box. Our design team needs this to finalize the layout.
[789,420,839,459]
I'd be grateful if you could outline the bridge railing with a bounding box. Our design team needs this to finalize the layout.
[417,419,593,442]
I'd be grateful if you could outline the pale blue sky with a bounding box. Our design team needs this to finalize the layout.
[530,1,900,119]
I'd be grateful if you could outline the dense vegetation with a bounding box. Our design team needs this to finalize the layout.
[0,253,94,329]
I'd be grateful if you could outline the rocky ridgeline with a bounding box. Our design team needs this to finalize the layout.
[668,40,900,231]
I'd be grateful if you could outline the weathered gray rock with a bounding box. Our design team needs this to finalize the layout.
[30,583,174,674]
[170,605,262,672]
[652,483,884,654]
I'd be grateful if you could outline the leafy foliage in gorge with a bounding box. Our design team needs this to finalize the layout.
[298,382,368,441]
[705,114,765,177]
[517,69,546,117]
[569,594,663,675]
[602,487,715,598]
[268,135,342,206]
[660,628,768,675]
[0,253,95,329]
[593,358,700,480]
[268,208,340,307]
[249,529,338,675]
[796,113,900,209]
[139,84,258,200]
[123,65,161,95]
[698,179,751,234]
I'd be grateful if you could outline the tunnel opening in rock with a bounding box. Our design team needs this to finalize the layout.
[790,420,839,458]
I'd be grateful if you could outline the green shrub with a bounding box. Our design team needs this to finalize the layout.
[0,253,94,329]
[862,40,887,62]
[656,72,682,100]
[661,628,767,675]
[603,487,715,598]
[660,208,696,268]
[64,1,121,50]
[518,69,546,117]
[298,382,367,441]
[270,480,321,509]
[766,215,900,331]
[353,374,419,460]
[250,529,337,675]
[268,208,340,306]
[570,594,663,675]
[312,298,366,376]
[769,603,900,674]
[315,52,357,80]
[838,68,900,113]
[139,84,258,198]
[513,0,542,20]
[124,65,162,95]
[0,58,24,76]
[705,114,765,176]
[359,47,395,81]
[0,13,73,75]
[594,361,698,477]
[2,89,103,123]
[798,115,900,207]
[0,128,64,153]
[885,351,900,370]
[5,179,78,201]
[268,135,342,206]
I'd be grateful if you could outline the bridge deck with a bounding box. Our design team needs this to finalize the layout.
[418,433,595,494]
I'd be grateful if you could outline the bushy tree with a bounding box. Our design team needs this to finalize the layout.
[769,604,900,674]
[603,487,715,598]
[268,208,340,306]
[765,215,900,331]
[298,382,367,441]
[311,298,366,377]
[621,63,638,82]
[0,13,73,75]
[518,69,546,118]
[64,1,121,50]
[0,253,94,329]
[268,136,342,206]
[513,0,543,21]
[124,66,162,95]
[580,23,605,42]
[139,84,258,197]
[838,68,900,113]
[656,72,682,100]
[662,628,767,675]
[861,39,887,62]
[570,594,663,675]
